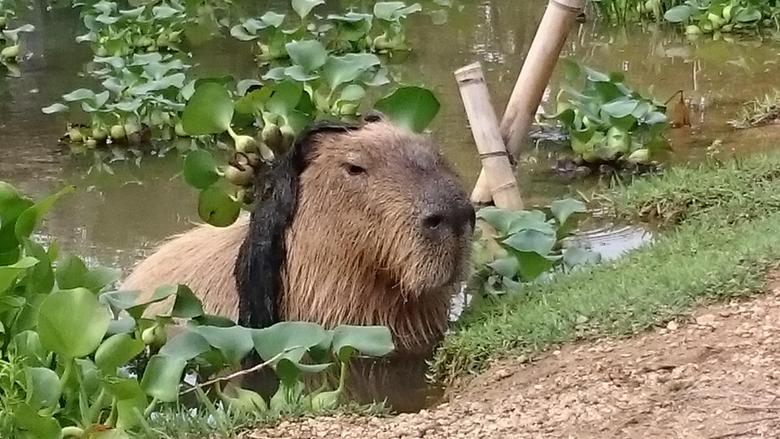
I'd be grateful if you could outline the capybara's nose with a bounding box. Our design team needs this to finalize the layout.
[421,202,476,238]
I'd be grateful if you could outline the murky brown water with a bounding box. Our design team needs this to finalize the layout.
[1,0,778,413]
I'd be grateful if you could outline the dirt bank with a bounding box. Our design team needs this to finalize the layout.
[245,273,780,438]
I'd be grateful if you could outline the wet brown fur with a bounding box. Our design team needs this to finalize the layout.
[121,119,473,355]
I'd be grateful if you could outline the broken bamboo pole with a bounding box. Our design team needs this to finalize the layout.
[455,62,523,210]
[470,0,586,205]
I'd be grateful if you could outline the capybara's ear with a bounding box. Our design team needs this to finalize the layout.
[233,119,361,328]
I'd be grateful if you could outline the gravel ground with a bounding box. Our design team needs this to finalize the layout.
[245,276,780,439]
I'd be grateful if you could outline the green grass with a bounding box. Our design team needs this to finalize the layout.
[430,153,780,384]
[138,401,389,438]
[597,153,780,225]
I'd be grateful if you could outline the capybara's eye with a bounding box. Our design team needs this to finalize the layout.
[344,163,367,176]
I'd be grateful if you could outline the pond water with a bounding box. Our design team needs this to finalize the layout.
[1,0,778,413]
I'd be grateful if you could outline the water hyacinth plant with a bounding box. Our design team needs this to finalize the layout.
[40,0,444,229]
[178,73,440,227]
[230,1,423,62]
[42,52,193,148]
[0,181,395,438]
[470,199,601,298]
[74,0,192,57]
[0,0,34,74]
[546,59,670,168]
[664,0,778,37]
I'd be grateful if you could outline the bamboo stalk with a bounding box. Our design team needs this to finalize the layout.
[455,62,523,210]
[470,0,586,204]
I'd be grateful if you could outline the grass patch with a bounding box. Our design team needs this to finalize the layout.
[597,153,780,225]
[138,401,389,438]
[431,207,780,384]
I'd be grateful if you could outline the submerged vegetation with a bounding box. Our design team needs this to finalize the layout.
[0,181,396,438]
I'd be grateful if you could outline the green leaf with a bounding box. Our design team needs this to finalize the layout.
[182,82,234,135]
[735,8,761,22]
[95,333,145,373]
[339,84,365,102]
[664,5,694,22]
[476,207,515,234]
[253,321,330,364]
[374,2,422,21]
[62,88,96,102]
[140,354,186,402]
[601,98,638,118]
[286,40,328,72]
[12,403,62,439]
[25,367,62,410]
[100,289,141,311]
[0,256,38,293]
[183,150,220,190]
[331,325,394,361]
[266,80,304,116]
[550,198,586,227]
[55,254,120,292]
[261,11,285,27]
[322,53,381,90]
[15,185,75,241]
[502,229,557,256]
[487,257,519,278]
[159,330,211,360]
[37,288,111,358]
[24,240,54,294]
[10,331,46,366]
[113,384,147,430]
[171,284,204,318]
[509,249,558,282]
[41,103,68,114]
[191,325,254,365]
[292,0,324,18]
[506,210,555,235]
[374,86,440,133]
[125,284,179,319]
[198,186,241,227]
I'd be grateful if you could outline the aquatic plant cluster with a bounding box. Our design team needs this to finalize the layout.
[0,181,396,438]
[41,0,445,228]
[470,199,600,298]
[0,0,34,75]
[545,59,670,167]
[592,0,780,38]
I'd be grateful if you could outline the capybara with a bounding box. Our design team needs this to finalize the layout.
[121,114,476,355]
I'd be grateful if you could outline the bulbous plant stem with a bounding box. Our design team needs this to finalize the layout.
[61,426,85,438]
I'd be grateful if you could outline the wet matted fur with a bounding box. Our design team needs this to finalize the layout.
[121,116,475,355]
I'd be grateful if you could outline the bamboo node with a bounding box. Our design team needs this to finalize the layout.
[550,0,585,12]
[479,151,510,159]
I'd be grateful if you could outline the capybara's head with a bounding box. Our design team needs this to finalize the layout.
[235,114,475,353]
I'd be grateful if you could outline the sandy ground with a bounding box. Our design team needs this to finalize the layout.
[245,275,780,439]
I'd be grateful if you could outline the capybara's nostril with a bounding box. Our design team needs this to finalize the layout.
[422,203,476,237]
[422,214,444,230]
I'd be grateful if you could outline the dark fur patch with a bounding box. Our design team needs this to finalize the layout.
[233,119,364,329]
